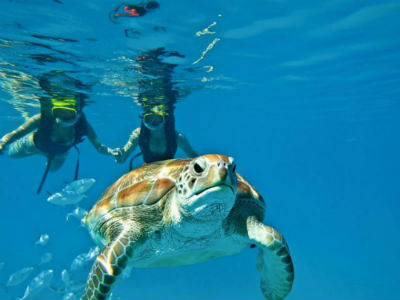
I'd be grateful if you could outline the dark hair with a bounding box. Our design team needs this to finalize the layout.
[145,1,160,10]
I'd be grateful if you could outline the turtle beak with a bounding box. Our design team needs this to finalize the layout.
[182,157,237,219]
[217,158,236,193]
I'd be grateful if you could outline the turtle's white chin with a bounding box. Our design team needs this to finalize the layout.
[183,185,235,221]
[173,185,235,238]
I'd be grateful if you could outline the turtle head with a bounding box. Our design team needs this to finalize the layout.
[175,154,237,226]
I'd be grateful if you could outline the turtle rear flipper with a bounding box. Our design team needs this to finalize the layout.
[81,225,137,300]
[247,216,294,300]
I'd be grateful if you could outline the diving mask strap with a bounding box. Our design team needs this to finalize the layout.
[73,145,80,181]
[37,157,53,194]
[36,146,80,194]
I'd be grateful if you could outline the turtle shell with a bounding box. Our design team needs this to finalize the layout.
[83,155,265,234]
[83,159,190,228]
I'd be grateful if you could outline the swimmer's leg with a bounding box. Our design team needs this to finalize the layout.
[8,133,40,158]
[8,132,68,171]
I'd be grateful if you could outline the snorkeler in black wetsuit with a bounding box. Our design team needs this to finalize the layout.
[139,106,177,162]
[0,71,119,193]
[115,48,198,165]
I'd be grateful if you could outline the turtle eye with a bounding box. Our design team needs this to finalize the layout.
[193,163,204,174]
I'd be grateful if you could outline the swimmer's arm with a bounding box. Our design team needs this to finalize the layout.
[176,131,198,158]
[86,123,117,155]
[117,127,141,163]
[0,114,41,147]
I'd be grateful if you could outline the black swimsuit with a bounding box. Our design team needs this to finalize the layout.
[33,113,87,157]
[139,114,177,163]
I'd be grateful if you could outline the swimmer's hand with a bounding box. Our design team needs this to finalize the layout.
[113,148,127,163]
[107,147,122,156]
[0,141,5,154]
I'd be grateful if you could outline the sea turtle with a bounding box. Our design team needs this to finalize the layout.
[81,154,294,300]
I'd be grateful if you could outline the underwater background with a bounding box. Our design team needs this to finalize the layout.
[0,0,399,299]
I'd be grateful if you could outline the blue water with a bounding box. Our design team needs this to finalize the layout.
[0,0,399,299]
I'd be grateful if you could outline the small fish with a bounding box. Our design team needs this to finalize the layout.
[63,292,77,300]
[47,191,86,206]
[62,178,96,194]
[47,178,95,207]
[85,246,99,261]
[121,266,133,279]
[39,253,53,265]
[61,269,70,289]
[19,269,54,300]
[70,253,86,271]
[6,266,35,287]
[66,207,88,221]
[70,247,99,271]
[35,234,50,247]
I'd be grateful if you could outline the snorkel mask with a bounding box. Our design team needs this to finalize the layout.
[51,97,80,127]
[142,105,167,130]
[143,112,165,130]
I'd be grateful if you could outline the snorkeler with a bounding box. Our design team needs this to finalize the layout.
[0,71,120,193]
[115,48,198,165]
[116,104,198,164]
[109,1,160,23]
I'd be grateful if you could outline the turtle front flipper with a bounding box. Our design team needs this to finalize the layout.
[80,227,137,300]
[246,216,294,300]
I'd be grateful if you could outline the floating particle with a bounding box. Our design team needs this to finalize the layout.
[35,234,50,247]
